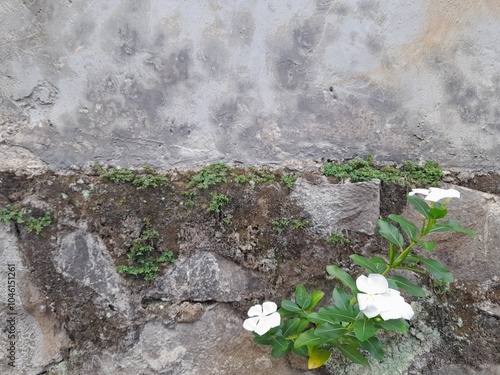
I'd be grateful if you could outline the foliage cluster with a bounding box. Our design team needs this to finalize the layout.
[323,157,443,186]
[117,219,175,281]
[272,219,310,234]
[208,193,230,213]
[327,233,351,245]
[96,163,170,190]
[187,163,229,189]
[0,204,53,235]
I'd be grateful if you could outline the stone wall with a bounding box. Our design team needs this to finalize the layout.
[0,170,498,374]
[1,0,500,171]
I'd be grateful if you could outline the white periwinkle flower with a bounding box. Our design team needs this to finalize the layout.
[356,274,392,318]
[356,274,414,320]
[243,301,281,335]
[409,187,460,202]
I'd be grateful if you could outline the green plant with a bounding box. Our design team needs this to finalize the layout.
[117,219,175,281]
[327,232,351,245]
[96,163,169,190]
[0,204,25,224]
[291,219,309,229]
[280,174,298,189]
[132,165,169,190]
[187,163,229,189]
[272,219,309,233]
[26,212,52,234]
[323,157,443,186]
[245,188,475,369]
[208,193,230,213]
[271,219,290,234]
[0,205,53,235]
[181,191,197,207]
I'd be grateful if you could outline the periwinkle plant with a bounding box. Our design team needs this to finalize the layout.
[243,188,475,369]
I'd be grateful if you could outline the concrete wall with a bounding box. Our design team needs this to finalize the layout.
[1,0,500,171]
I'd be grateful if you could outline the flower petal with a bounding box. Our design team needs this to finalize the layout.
[265,312,281,329]
[425,188,460,202]
[367,274,389,294]
[357,293,370,310]
[398,301,415,320]
[360,303,381,318]
[356,275,370,293]
[243,316,260,332]
[262,301,278,315]
[247,304,263,317]
[409,188,430,196]
[254,317,273,335]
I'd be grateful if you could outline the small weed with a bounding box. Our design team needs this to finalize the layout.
[327,233,351,245]
[187,163,229,189]
[117,219,175,281]
[249,167,276,183]
[272,220,290,234]
[96,163,169,190]
[0,204,26,224]
[231,173,251,184]
[208,193,230,213]
[26,212,53,235]
[432,279,452,295]
[323,157,443,186]
[180,191,197,207]
[280,174,298,189]
[222,217,232,225]
[0,205,52,235]
[132,165,169,190]
[291,219,309,229]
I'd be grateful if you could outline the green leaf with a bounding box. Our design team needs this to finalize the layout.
[378,220,405,248]
[388,214,419,240]
[388,275,426,297]
[354,318,377,342]
[294,329,322,348]
[376,319,408,332]
[358,336,385,362]
[309,290,325,310]
[326,265,357,293]
[281,300,302,314]
[418,257,454,282]
[407,195,431,219]
[350,254,388,274]
[418,241,437,251]
[428,220,476,237]
[314,323,348,339]
[292,345,309,357]
[337,343,370,367]
[253,335,275,345]
[282,318,310,339]
[270,336,292,358]
[308,306,356,325]
[332,287,351,310]
[295,284,312,309]
[308,348,331,369]
[430,207,448,219]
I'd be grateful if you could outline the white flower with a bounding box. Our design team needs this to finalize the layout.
[243,301,281,335]
[409,187,460,202]
[356,274,414,320]
[356,274,392,318]
[379,288,414,320]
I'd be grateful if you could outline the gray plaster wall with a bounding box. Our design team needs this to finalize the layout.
[1,0,500,171]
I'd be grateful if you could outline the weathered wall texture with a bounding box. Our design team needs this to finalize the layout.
[1,0,500,172]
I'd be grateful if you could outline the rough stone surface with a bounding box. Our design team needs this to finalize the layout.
[291,178,380,235]
[55,227,132,317]
[1,1,500,171]
[0,170,498,375]
[153,251,264,303]
[0,224,70,375]
[402,185,500,282]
